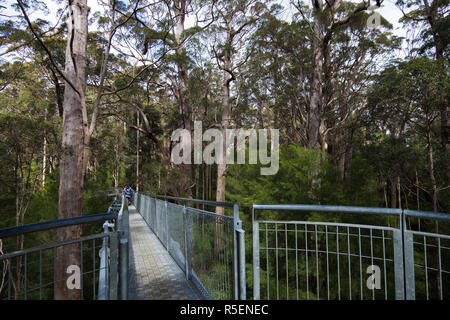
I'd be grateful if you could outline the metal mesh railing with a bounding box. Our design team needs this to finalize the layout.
[409,231,450,299]
[134,193,246,300]
[155,199,167,248]
[167,202,186,271]
[0,233,114,300]
[188,207,234,300]
[0,195,129,300]
[252,205,450,300]
[404,210,450,300]
[255,221,397,300]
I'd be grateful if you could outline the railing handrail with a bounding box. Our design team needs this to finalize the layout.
[154,194,235,208]
[185,206,234,220]
[253,204,402,216]
[0,232,111,261]
[252,204,449,221]
[403,209,450,222]
[0,212,119,238]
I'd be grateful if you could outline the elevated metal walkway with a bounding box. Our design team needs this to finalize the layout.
[127,205,201,299]
[1,192,448,300]
[0,193,246,300]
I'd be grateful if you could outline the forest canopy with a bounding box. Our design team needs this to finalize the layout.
[0,0,448,245]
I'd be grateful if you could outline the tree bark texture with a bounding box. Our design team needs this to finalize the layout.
[55,0,89,300]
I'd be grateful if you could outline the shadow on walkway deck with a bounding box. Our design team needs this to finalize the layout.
[127,205,202,300]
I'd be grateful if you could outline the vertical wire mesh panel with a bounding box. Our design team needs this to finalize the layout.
[145,196,150,225]
[136,193,140,211]
[257,221,397,300]
[140,195,155,232]
[167,202,186,272]
[141,195,145,219]
[150,198,156,231]
[408,221,450,300]
[142,195,146,224]
[188,208,234,300]
[0,233,113,300]
[134,195,238,300]
[155,199,166,246]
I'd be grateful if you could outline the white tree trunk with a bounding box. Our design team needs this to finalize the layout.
[55,0,89,300]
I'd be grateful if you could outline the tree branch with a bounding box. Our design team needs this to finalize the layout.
[15,0,81,96]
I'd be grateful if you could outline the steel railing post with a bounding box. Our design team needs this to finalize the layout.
[238,228,246,300]
[118,195,129,300]
[393,228,405,300]
[99,221,114,300]
[253,217,260,300]
[233,204,246,300]
[183,205,191,279]
[232,205,238,299]
[165,199,169,249]
[401,209,416,300]
[109,232,119,300]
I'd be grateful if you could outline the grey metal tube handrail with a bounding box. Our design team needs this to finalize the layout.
[404,209,450,222]
[252,204,450,221]
[0,212,118,238]
[155,194,234,208]
[186,206,234,220]
[253,204,403,216]
[0,232,111,261]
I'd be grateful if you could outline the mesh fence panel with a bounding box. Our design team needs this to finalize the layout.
[256,222,397,300]
[0,233,114,300]
[188,208,234,300]
[136,194,237,300]
[167,202,186,272]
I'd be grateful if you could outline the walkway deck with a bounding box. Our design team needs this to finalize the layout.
[127,205,202,300]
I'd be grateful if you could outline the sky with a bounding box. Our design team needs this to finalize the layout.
[277,0,408,37]
[1,0,407,30]
[1,0,411,54]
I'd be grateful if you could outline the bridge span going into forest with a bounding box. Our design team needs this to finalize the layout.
[0,192,449,300]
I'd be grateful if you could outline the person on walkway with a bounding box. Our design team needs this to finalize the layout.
[123,185,134,205]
